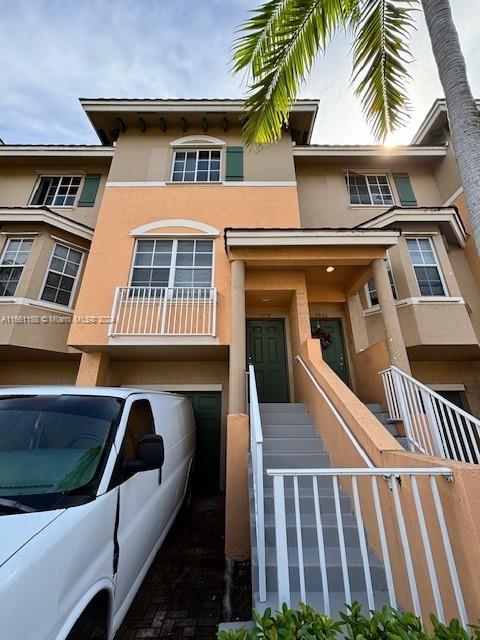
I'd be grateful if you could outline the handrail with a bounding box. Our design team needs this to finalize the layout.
[295,355,374,468]
[248,363,266,602]
[267,466,467,627]
[380,366,480,464]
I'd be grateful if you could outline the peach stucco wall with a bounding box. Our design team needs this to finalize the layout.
[68,184,300,347]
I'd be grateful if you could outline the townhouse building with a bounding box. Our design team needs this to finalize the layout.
[1,98,480,621]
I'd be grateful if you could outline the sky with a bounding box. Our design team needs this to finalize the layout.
[0,0,479,146]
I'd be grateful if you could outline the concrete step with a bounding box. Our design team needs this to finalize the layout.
[263,437,325,453]
[254,546,387,592]
[249,468,335,489]
[259,403,307,413]
[253,590,391,616]
[263,451,331,469]
[365,403,383,413]
[261,488,352,515]
[396,436,410,449]
[256,512,360,547]
[260,413,314,425]
[372,411,392,424]
[262,424,318,438]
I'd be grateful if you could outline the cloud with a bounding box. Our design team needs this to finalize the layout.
[0,0,478,144]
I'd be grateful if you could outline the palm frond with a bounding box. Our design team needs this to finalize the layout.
[232,0,357,146]
[350,0,416,140]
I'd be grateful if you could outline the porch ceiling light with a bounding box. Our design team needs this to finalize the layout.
[326,266,335,273]
[262,296,271,302]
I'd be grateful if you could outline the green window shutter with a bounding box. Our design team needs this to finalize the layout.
[393,172,417,207]
[225,146,243,182]
[78,174,101,207]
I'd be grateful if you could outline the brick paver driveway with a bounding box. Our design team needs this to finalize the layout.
[115,494,226,639]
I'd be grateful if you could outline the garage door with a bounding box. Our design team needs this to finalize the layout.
[178,392,221,492]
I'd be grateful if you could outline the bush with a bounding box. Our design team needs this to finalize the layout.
[218,601,480,640]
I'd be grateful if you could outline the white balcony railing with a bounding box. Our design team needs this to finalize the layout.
[109,287,217,337]
[380,366,480,464]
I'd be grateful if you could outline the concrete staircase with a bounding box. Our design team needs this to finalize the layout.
[250,402,390,614]
[365,403,409,450]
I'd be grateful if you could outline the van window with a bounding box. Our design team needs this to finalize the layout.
[122,400,155,459]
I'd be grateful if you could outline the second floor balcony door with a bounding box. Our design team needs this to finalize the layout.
[247,319,289,403]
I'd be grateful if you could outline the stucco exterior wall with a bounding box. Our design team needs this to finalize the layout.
[0,160,109,228]
[68,184,301,348]
[0,360,79,385]
[108,126,296,183]
[296,161,443,228]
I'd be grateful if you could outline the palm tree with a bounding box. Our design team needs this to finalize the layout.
[233,0,480,253]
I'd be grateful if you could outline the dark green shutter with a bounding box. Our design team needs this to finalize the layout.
[393,172,417,207]
[225,146,243,181]
[78,174,101,207]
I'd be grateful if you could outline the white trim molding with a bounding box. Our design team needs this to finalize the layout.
[363,295,465,316]
[130,219,220,237]
[444,186,464,207]
[226,228,400,248]
[0,145,114,158]
[108,336,220,346]
[170,135,225,147]
[126,384,223,392]
[106,180,297,188]
[293,145,447,158]
[0,296,75,314]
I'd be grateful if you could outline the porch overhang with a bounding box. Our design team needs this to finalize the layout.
[0,206,94,241]
[356,206,467,247]
[225,228,400,267]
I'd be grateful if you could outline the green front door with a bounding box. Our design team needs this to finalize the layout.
[179,391,221,491]
[247,319,289,403]
[311,318,350,386]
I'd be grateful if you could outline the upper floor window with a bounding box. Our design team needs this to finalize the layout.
[131,239,213,289]
[0,238,33,296]
[366,257,397,307]
[346,172,394,206]
[171,150,221,182]
[41,243,84,307]
[406,237,446,297]
[30,175,82,207]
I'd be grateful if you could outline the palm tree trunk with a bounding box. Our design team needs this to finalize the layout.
[421,0,480,254]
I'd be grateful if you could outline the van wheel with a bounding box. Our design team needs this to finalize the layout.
[67,614,107,640]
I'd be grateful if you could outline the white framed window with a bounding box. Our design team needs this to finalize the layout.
[41,243,84,306]
[0,238,34,296]
[30,175,83,207]
[365,257,397,307]
[346,172,394,206]
[406,237,446,297]
[171,150,221,182]
[130,239,214,290]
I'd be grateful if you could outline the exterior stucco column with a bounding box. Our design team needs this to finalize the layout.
[347,291,369,353]
[228,260,246,413]
[76,352,110,386]
[372,258,411,373]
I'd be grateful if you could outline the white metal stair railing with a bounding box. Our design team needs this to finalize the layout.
[380,366,480,464]
[248,363,267,602]
[109,286,217,337]
[268,467,468,627]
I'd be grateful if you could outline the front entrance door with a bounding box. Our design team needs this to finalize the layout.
[247,319,289,403]
[311,318,350,386]
[178,392,221,492]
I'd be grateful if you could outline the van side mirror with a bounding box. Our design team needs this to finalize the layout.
[123,434,165,473]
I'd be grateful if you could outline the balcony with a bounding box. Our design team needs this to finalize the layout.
[109,287,217,337]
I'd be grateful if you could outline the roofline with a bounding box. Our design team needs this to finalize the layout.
[293,144,447,158]
[0,145,114,158]
[80,98,320,113]
[411,98,480,145]
[356,205,467,247]
[0,207,94,240]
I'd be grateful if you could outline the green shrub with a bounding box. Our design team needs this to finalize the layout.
[218,602,480,640]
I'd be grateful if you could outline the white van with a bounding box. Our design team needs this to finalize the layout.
[0,386,196,640]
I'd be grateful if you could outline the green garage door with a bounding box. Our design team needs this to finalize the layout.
[179,392,221,492]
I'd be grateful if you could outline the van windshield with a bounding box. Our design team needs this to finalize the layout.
[0,394,122,499]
